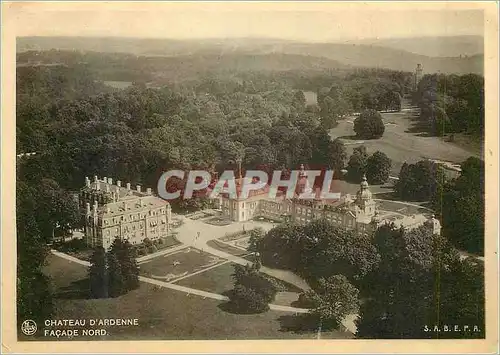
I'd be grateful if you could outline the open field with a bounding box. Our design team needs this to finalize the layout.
[32,255,353,340]
[330,109,480,176]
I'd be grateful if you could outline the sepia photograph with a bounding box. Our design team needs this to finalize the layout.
[1,1,498,353]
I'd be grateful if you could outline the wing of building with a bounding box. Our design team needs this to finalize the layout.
[216,169,441,236]
[79,176,173,250]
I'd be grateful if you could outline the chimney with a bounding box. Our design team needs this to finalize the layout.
[86,202,91,215]
[103,177,107,184]
[123,201,128,210]
[94,175,98,183]
[93,200,98,213]
[96,182,100,191]
[147,188,152,195]
[108,178,113,185]
[85,177,90,188]
[137,185,141,193]
[126,183,131,190]
[117,180,121,187]
[139,198,144,207]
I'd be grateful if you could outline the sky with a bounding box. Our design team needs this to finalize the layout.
[7,2,485,42]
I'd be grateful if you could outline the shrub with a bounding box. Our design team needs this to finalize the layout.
[354,109,385,139]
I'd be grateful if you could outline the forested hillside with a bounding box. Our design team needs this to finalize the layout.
[17,36,483,75]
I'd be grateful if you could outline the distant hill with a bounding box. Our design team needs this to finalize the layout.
[353,35,484,58]
[17,36,483,75]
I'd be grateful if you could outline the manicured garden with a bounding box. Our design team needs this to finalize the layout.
[138,248,224,282]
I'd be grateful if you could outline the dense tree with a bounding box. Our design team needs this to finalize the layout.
[356,223,483,339]
[438,157,484,254]
[414,73,483,137]
[346,146,369,183]
[366,151,392,185]
[114,239,140,291]
[329,139,348,175]
[353,109,385,139]
[16,180,54,327]
[107,250,125,298]
[89,247,108,298]
[258,219,380,285]
[247,228,265,254]
[395,160,447,202]
[229,264,277,313]
[35,179,80,243]
[302,275,360,330]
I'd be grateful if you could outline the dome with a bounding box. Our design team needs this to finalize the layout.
[356,175,372,200]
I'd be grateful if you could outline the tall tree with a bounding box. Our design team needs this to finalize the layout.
[88,246,108,299]
[346,146,369,183]
[303,275,360,330]
[353,109,385,139]
[395,160,446,202]
[366,151,392,185]
[229,263,277,313]
[117,240,140,291]
[107,249,125,298]
[356,224,483,339]
[16,180,54,326]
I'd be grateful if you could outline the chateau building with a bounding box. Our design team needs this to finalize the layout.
[79,176,173,250]
[218,166,441,236]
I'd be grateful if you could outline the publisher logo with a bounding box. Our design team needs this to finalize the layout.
[21,320,37,336]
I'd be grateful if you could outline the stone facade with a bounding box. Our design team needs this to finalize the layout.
[79,176,173,250]
[219,173,441,236]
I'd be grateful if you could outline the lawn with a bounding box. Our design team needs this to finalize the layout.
[175,261,236,294]
[206,239,249,257]
[138,248,225,282]
[175,262,303,296]
[330,110,479,176]
[29,255,353,340]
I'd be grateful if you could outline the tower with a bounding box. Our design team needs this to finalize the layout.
[355,175,376,218]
